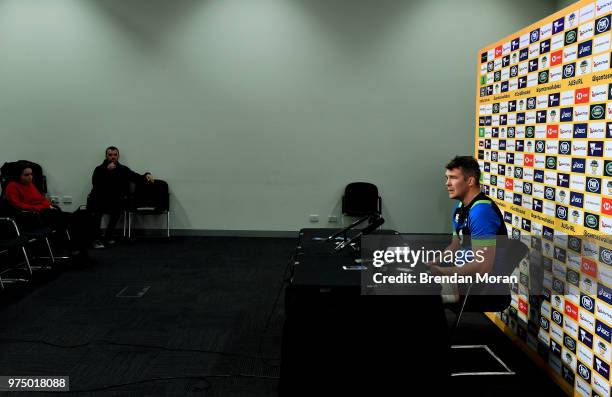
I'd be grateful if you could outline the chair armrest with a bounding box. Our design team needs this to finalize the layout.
[0,217,22,237]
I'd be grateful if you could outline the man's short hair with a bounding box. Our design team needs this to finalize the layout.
[446,156,481,186]
[105,146,119,155]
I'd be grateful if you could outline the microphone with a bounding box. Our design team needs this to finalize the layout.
[334,216,385,252]
[360,216,385,235]
[324,214,371,242]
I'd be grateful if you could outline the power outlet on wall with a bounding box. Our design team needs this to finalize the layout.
[328,215,338,223]
[62,196,73,204]
[309,214,319,223]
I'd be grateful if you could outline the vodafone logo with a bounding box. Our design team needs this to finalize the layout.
[602,198,612,216]
[581,258,597,278]
[575,88,590,104]
[495,46,502,58]
[518,299,528,315]
[547,125,558,138]
[551,50,563,66]
[524,155,534,167]
[505,179,513,189]
[565,301,578,320]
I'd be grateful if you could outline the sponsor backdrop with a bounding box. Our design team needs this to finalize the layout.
[476,1,612,396]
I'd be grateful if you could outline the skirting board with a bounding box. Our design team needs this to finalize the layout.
[123,228,299,238]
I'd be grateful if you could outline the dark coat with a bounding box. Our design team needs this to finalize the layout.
[88,160,148,211]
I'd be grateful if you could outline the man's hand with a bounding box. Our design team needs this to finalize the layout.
[107,162,117,171]
[145,173,155,183]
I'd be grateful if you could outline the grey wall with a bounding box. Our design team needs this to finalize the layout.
[557,0,579,10]
[0,0,556,233]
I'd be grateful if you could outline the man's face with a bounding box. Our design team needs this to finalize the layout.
[445,168,472,200]
[106,149,119,163]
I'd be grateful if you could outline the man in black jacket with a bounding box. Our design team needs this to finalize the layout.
[88,146,154,247]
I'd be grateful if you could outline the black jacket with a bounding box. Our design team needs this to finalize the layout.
[89,161,148,209]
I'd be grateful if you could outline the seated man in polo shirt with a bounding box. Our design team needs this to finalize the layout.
[428,156,508,304]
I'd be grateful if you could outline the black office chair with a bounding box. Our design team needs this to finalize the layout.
[0,217,33,289]
[125,179,170,238]
[341,182,381,221]
[448,236,529,377]
[1,160,47,195]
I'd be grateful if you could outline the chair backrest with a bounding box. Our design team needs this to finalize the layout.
[342,182,381,217]
[130,179,169,211]
[1,160,46,195]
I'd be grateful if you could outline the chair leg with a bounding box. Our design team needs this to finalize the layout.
[450,284,474,343]
[167,211,170,238]
[45,237,56,264]
[123,211,127,238]
[21,246,33,276]
[128,213,131,239]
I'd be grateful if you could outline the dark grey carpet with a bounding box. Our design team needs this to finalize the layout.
[0,237,566,396]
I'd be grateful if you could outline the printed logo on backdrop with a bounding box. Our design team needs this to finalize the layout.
[598,283,612,305]
[596,15,611,34]
[579,327,594,348]
[596,320,611,343]
[563,63,576,78]
[565,29,578,45]
[600,247,612,266]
